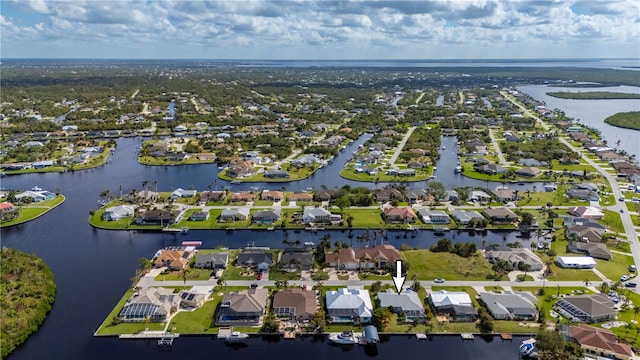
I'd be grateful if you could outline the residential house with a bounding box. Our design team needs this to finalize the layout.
[217,288,269,326]
[325,244,401,270]
[567,241,612,260]
[383,207,418,223]
[252,208,281,224]
[469,190,491,202]
[119,287,181,322]
[568,206,604,220]
[485,249,544,271]
[154,249,193,270]
[219,207,250,222]
[450,210,485,225]
[303,207,335,224]
[169,188,197,199]
[315,190,337,202]
[0,202,17,220]
[565,324,634,360]
[555,256,597,269]
[515,167,542,177]
[227,160,255,178]
[378,289,426,322]
[102,205,135,221]
[375,188,403,202]
[429,290,478,321]
[237,249,274,271]
[194,252,229,269]
[492,188,519,202]
[261,190,284,202]
[483,208,519,224]
[479,291,538,320]
[264,170,289,178]
[447,190,460,202]
[229,192,255,203]
[288,193,313,202]
[178,290,206,308]
[474,164,507,175]
[554,294,616,323]
[406,189,427,203]
[567,187,599,202]
[326,288,373,324]
[135,209,180,225]
[416,209,451,224]
[273,289,318,322]
[386,168,416,177]
[291,154,322,168]
[199,191,226,203]
[519,158,548,167]
[278,250,314,270]
[189,211,210,221]
[15,190,55,203]
[566,224,605,243]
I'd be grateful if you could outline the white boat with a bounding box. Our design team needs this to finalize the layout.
[225,331,249,342]
[454,166,462,173]
[328,331,358,345]
[304,241,315,247]
[230,180,241,184]
[31,186,43,191]
[519,338,537,356]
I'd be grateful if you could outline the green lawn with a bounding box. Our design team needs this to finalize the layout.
[595,253,635,281]
[603,210,626,234]
[516,186,588,207]
[138,156,215,166]
[95,289,166,335]
[550,160,595,173]
[347,208,385,228]
[268,269,301,281]
[0,195,65,227]
[339,167,432,183]
[167,297,220,334]
[402,250,494,280]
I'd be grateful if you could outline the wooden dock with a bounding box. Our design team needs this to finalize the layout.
[500,334,513,340]
[460,333,475,340]
[119,331,179,339]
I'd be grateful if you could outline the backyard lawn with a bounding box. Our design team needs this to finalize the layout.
[402,250,494,280]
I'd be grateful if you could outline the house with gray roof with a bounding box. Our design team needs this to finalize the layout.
[217,288,269,326]
[416,209,451,224]
[291,154,322,167]
[519,158,547,167]
[485,248,544,271]
[378,289,426,322]
[119,287,181,322]
[429,290,478,321]
[567,241,611,260]
[479,291,538,320]
[326,288,373,324]
[273,289,317,322]
[279,251,314,270]
[219,207,250,222]
[169,188,197,199]
[303,207,340,224]
[237,249,274,271]
[252,208,281,224]
[554,294,616,323]
[194,252,229,269]
[447,190,459,202]
[189,211,209,221]
[450,210,485,225]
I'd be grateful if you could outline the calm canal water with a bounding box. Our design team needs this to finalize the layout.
[2,136,535,360]
[517,84,640,160]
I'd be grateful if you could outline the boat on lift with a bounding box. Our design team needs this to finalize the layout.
[328,330,359,345]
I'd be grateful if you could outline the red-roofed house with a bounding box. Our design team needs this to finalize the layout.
[0,202,17,220]
[325,244,401,270]
[383,207,417,223]
[567,324,634,360]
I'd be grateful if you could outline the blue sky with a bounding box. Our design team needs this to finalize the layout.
[1,0,639,59]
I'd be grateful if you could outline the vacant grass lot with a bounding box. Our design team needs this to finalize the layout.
[402,250,494,280]
[595,253,635,281]
[347,208,385,228]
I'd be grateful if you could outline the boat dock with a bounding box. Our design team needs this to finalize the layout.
[119,331,179,340]
[415,334,427,340]
[500,334,513,340]
[217,327,233,339]
[461,333,475,340]
[283,330,296,339]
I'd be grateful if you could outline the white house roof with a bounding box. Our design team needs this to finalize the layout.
[326,288,373,318]
[378,289,424,312]
[430,290,473,307]
[557,256,597,266]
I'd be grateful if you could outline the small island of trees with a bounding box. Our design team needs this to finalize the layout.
[0,248,56,359]
[604,111,640,131]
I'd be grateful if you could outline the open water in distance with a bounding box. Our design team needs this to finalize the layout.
[2,135,540,360]
[517,84,640,160]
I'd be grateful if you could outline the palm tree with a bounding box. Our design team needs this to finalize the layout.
[180,267,189,286]
[599,282,610,294]
[634,306,640,322]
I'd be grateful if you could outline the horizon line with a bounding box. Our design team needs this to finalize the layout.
[2,57,639,61]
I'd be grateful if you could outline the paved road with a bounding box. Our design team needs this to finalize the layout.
[503,92,640,274]
[388,126,416,165]
[488,128,508,166]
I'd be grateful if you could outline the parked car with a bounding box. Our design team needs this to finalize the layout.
[250,283,258,289]
[256,273,262,280]
[621,275,630,282]
[630,265,636,273]
[434,278,445,283]
[624,282,637,288]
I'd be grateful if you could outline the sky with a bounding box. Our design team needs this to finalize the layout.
[1,0,639,59]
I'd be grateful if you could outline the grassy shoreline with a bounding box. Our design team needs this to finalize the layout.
[0,195,65,228]
[603,111,640,131]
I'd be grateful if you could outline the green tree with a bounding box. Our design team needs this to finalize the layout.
[477,308,494,333]
[260,313,279,333]
[335,196,351,213]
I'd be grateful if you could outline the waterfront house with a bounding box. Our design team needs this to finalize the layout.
[102,205,135,221]
[515,167,541,178]
[474,163,507,175]
[252,208,281,224]
[178,290,206,308]
[375,188,403,203]
[154,249,193,271]
[386,168,416,177]
[325,244,401,270]
[227,160,255,178]
[315,189,337,202]
[567,241,611,260]
[288,193,313,202]
[483,208,519,224]
[272,289,317,322]
[237,249,274,271]
[261,190,284,202]
[303,207,339,224]
[264,170,289,178]
[564,324,634,360]
[135,209,180,225]
[484,249,544,271]
[119,287,180,322]
[447,190,459,202]
[378,289,426,322]
[0,202,17,220]
[199,191,226,203]
[169,188,197,200]
[278,250,314,270]
[217,288,269,326]
[219,207,250,222]
[15,190,55,203]
[429,290,478,321]
[554,294,616,323]
[555,256,596,269]
[492,188,518,202]
[469,190,491,202]
[326,288,373,324]
[478,291,538,320]
[416,209,451,224]
[383,207,417,223]
[566,225,605,243]
[291,154,322,168]
[230,192,255,203]
[450,210,485,225]
[189,211,210,221]
[406,189,427,203]
[194,252,229,269]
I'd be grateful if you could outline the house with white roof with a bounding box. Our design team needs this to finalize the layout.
[556,256,596,269]
[416,209,451,224]
[302,207,340,224]
[479,291,538,320]
[326,288,373,324]
[429,290,478,321]
[450,210,485,225]
[15,190,56,203]
[103,205,136,221]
